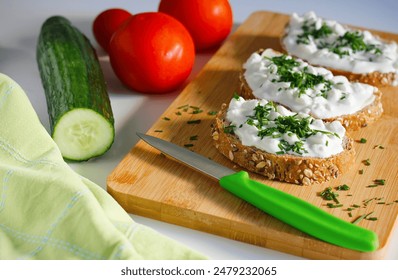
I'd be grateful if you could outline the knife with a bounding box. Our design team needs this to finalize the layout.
[137,132,379,252]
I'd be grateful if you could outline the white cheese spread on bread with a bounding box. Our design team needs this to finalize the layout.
[243,48,377,119]
[282,11,398,77]
[226,96,346,158]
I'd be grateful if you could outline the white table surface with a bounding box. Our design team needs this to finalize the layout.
[1,0,397,260]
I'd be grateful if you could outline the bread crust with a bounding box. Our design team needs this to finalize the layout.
[212,104,356,186]
[240,49,383,131]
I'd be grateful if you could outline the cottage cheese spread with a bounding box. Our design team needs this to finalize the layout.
[282,11,398,76]
[226,96,346,158]
[243,48,376,119]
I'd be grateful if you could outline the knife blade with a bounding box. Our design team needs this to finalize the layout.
[137,132,379,252]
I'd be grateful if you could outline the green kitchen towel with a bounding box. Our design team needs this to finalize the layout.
[0,73,206,260]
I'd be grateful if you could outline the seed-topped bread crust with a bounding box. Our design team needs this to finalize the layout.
[212,103,356,185]
[239,49,384,131]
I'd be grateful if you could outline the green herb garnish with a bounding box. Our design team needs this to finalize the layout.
[359,138,367,143]
[265,55,333,97]
[296,22,383,58]
[363,158,371,166]
[187,119,201,124]
[336,184,350,191]
[223,125,236,134]
[296,21,333,44]
[320,187,340,204]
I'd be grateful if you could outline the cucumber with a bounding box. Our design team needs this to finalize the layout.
[36,16,114,161]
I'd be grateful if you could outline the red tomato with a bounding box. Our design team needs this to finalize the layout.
[93,8,132,52]
[108,12,195,93]
[158,0,233,51]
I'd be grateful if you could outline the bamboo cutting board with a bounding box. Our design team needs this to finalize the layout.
[107,11,398,259]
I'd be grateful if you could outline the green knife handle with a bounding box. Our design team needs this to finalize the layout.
[219,171,379,252]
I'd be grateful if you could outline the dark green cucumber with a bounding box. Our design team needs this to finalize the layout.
[36,16,114,161]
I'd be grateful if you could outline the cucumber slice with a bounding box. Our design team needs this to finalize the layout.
[53,109,114,161]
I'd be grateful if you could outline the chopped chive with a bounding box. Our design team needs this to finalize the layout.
[374,144,385,149]
[367,184,379,188]
[320,187,340,203]
[359,169,364,175]
[184,143,194,148]
[359,138,367,143]
[336,184,350,191]
[187,119,201,124]
[363,198,376,205]
[348,212,353,217]
[162,117,170,121]
[377,202,386,205]
[207,111,218,116]
[191,109,203,114]
[177,104,189,109]
[327,203,343,208]
[154,130,163,133]
[363,159,371,166]
[374,179,385,185]
[352,204,361,208]
[189,135,198,141]
[175,111,182,116]
[367,217,378,221]
[352,211,374,224]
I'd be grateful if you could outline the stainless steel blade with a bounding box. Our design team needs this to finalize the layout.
[137,132,235,180]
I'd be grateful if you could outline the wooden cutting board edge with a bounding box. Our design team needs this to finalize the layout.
[107,10,398,260]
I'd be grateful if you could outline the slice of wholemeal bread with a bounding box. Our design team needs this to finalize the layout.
[281,11,398,87]
[240,48,383,131]
[212,97,355,186]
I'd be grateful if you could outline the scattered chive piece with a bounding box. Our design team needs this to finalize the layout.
[336,184,350,191]
[352,211,374,224]
[187,119,201,124]
[359,138,367,143]
[367,217,378,221]
[352,204,361,208]
[374,144,385,149]
[363,198,376,205]
[348,212,353,217]
[367,184,379,188]
[327,203,343,208]
[177,104,189,109]
[223,125,236,134]
[163,117,170,121]
[207,111,218,116]
[175,111,182,116]
[359,169,364,175]
[363,158,371,166]
[374,179,385,185]
[184,143,194,148]
[154,130,163,133]
[189,135,198,141]
[377,202,386,205]
[320,187,340,203]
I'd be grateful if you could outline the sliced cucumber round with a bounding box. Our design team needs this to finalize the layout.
[52,109,114,161]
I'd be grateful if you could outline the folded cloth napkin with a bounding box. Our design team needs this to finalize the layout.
[0,73,206,260]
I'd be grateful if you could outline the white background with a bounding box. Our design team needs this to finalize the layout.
[1,0,397,260]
